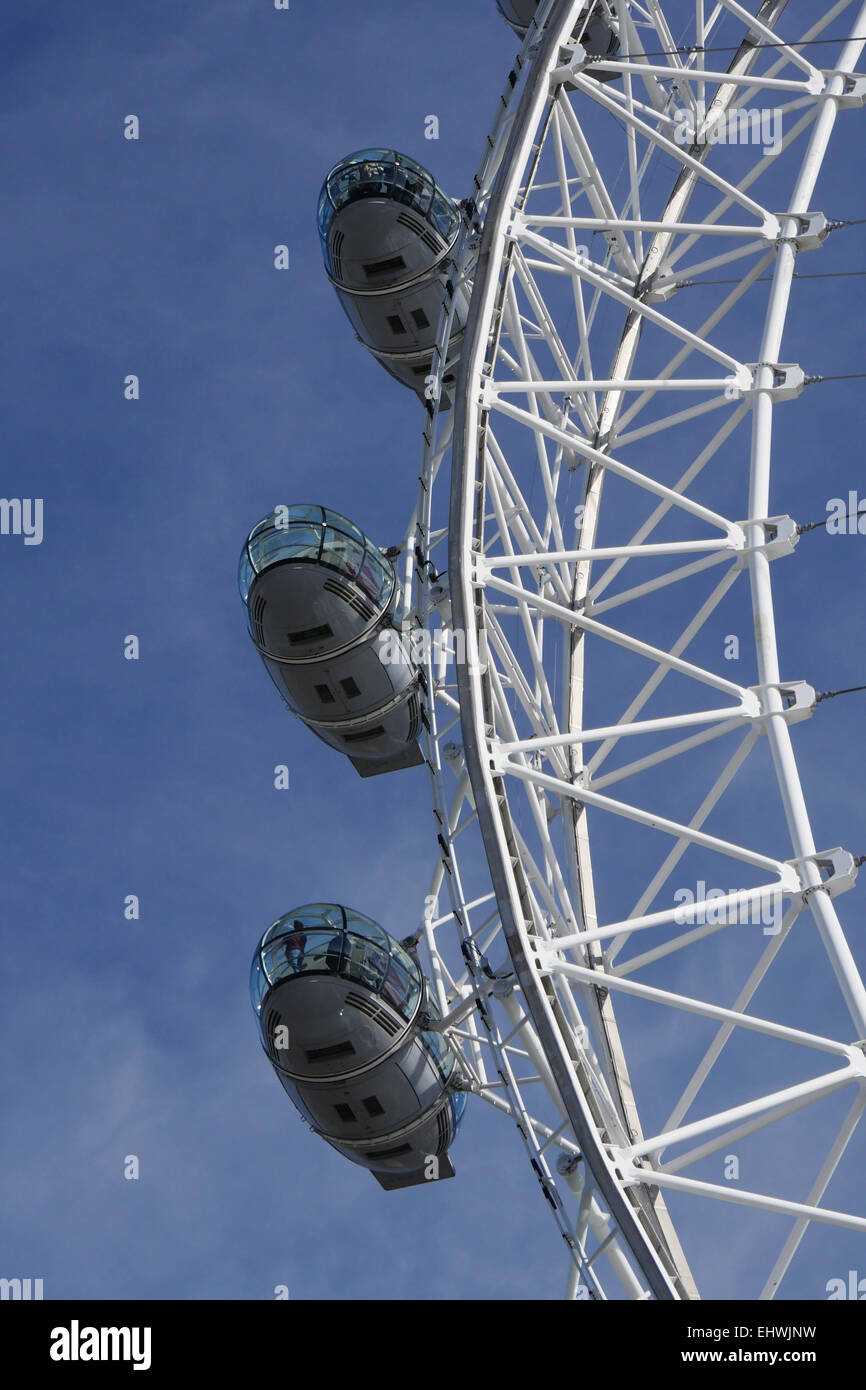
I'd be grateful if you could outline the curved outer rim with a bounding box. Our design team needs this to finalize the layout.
[449,0,866,1300]
[449,0,680,1301]
[746,12,866,1037]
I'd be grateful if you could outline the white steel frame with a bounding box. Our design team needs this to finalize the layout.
[399,0,866,1299]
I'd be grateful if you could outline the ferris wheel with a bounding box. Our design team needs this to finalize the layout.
[400,0,866,1300]
[241,0,866,1301]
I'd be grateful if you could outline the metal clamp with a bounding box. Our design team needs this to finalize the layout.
[774,211,831,250]
[835,74,866,108]
[750,680,817,726]
[793,848,859,901]
[741,363,807,401]
[735,515,800,565]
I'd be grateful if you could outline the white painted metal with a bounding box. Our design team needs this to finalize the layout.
[399,0,866,1299]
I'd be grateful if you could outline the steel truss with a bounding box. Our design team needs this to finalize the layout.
[399,0,866,1299]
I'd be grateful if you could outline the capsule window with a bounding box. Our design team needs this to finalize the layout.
[364,255,406,278]
[411,308,430,330]
[340,677,361,699]
[363,1143,412,1160]
[386,314,407,336]
[362,1095,384,1117]
[343,726,385,744]
[305,1040,355,1062]
[334,1103,356,1123]
[315,684,335,704]
[289,622,333,646]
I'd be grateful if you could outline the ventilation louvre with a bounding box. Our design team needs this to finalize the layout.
[394,210,441,252]
[331,229,345,281]
[396,211,425,236]
[252,592,267,646]
[322,576,375,623]
[345,990,402,1038]
[406,693,421,742]
[265,1008,283,1057]
[436,1103,450,1155]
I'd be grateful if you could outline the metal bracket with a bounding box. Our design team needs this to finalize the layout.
[556,1152,582,1176]
[564,41,590,76]
[750,680,817,726]
[491,974,516,1000]
[736,363,807,401]
[793,848,859,900]
[835,74,866,108]
[774,211,830,250]
[735,515,799,565]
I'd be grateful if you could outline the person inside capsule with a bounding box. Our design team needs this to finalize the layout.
[318,149,461,276]
[250,905,422,1025]
[283,920,307,974]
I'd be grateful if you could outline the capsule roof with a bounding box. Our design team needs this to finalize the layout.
[238,504,394,611]
[250,903,423,1023]
[317,149,460,276]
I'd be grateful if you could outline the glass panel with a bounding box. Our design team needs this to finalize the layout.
[391,941,420,977]
[253,906,420,1012]
[238,547,256,605]
[356,550,392,606]
[430,191,459,241]
[318,151,458,263]
[317,188,333,243]
[342,910,390,950]
[250,954,269,1015]
[422,1029,454,1083]
[322,527,364,580]
[250,523,321,572]
[381,954,421,1020]
[393,165,434,215]
[356,942,388,992]
[321,508,365,546]
[261,905,343,948]
[260,929,345,986]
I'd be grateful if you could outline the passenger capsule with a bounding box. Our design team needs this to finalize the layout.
[317,149,469,399]
[251,904,467,1189]
[496,1,620,79]
[238,505,423,777]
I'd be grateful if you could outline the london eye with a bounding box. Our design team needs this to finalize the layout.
[241,0,866,1300]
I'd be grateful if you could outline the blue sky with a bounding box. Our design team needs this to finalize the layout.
[1,0,865,1301]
